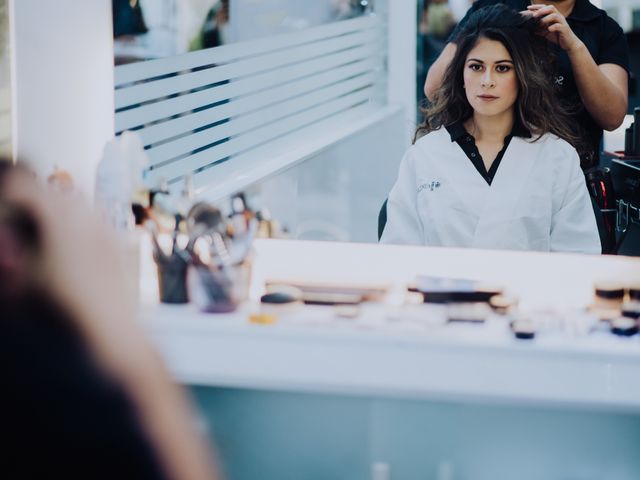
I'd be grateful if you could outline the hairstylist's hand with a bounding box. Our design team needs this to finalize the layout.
[526,4,583,53]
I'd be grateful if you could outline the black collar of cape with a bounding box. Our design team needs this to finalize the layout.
[445,117,532,143]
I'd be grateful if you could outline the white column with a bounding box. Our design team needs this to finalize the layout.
[386,0,417,146]
[11,0,114,196]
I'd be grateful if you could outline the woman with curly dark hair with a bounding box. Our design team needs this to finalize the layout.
[381,4,600,253]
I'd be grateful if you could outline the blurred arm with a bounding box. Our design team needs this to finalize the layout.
[424,43,457,100]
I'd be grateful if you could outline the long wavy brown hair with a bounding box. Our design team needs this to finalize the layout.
[416,4,588,161]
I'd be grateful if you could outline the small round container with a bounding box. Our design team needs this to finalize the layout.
[593,282,625,309]
[629,287,640,302]
[447,302,491,323]
[489,294,518,315]
[248,312,278,325]
[259,286,303,319]
[610,316,639,337]
[511,319,535,340]
[587,304,622,323]
[621,301,640,320]
[334,304,361,319]
[157,254,189,304]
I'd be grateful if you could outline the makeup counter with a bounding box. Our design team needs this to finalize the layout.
[137,232,640,479]
[133,179,640,479]
[141,239,640,411]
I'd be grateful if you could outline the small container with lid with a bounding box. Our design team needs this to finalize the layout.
[251,286,303,324]
[511,318,536,340]
[621,301,640,320]
[587,304,622,323]
[610,317,639,337]
[592,282,626,309]
[447,302,491,323]
[489,294,518,315]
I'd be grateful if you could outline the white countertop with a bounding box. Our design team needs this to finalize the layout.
[141,239,640,412]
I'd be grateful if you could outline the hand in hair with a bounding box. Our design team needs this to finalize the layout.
[526,4,583,53]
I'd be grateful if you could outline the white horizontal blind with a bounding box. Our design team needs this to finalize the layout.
[114,15,387,190]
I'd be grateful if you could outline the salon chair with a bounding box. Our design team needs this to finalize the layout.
[585,166,617,254]
[377,199,388,241]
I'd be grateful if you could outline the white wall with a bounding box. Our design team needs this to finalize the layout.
[11,0,114,196]
[384,0,417,146]
[247,108,406,243]
[602,0,640,30]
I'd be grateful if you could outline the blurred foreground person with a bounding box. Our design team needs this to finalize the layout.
[0,163,219,480]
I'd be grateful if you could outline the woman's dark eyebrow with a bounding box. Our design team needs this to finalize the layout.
[466,58,514,64]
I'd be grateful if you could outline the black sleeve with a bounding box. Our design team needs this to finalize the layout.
[597,17,629,72]
[446,0,492,43]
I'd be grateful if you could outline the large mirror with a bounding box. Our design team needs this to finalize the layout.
[112,0,640,256]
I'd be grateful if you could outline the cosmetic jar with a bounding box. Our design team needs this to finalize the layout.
[587,304,622,323]
[257,286,304,322]
[157,253,189,304]
[593,282,625,309]
[248,312,278,325]
[447,302,491,323]
[628,287,640,302]
[621,301,640,319]
[489,294,518,315]
[334,304,361,319]
[511,319,536,340]
[610,316,638,337]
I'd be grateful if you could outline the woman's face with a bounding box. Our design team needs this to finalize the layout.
[463,37,518,119]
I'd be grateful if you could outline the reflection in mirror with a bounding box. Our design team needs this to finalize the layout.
[413,2,640,256]
[381,4,602,255]
[113,1,393,246]
[113,0,374,65]
[0,0,11,160]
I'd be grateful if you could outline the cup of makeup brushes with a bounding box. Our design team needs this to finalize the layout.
[187,263,236,313]
[156,252,189,304]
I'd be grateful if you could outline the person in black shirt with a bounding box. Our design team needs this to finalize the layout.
[424,0,629,167]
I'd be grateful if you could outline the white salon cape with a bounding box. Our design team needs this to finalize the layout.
[380,128,601,254]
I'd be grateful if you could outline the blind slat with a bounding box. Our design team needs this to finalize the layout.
[186,104,395,201]
[114,16,387,189]
[115,15,380,85]
[147,87,373,184]
[116,45,381,132]
[115,28,379,109]
[135,58,380,146]
[146,73,375,165]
